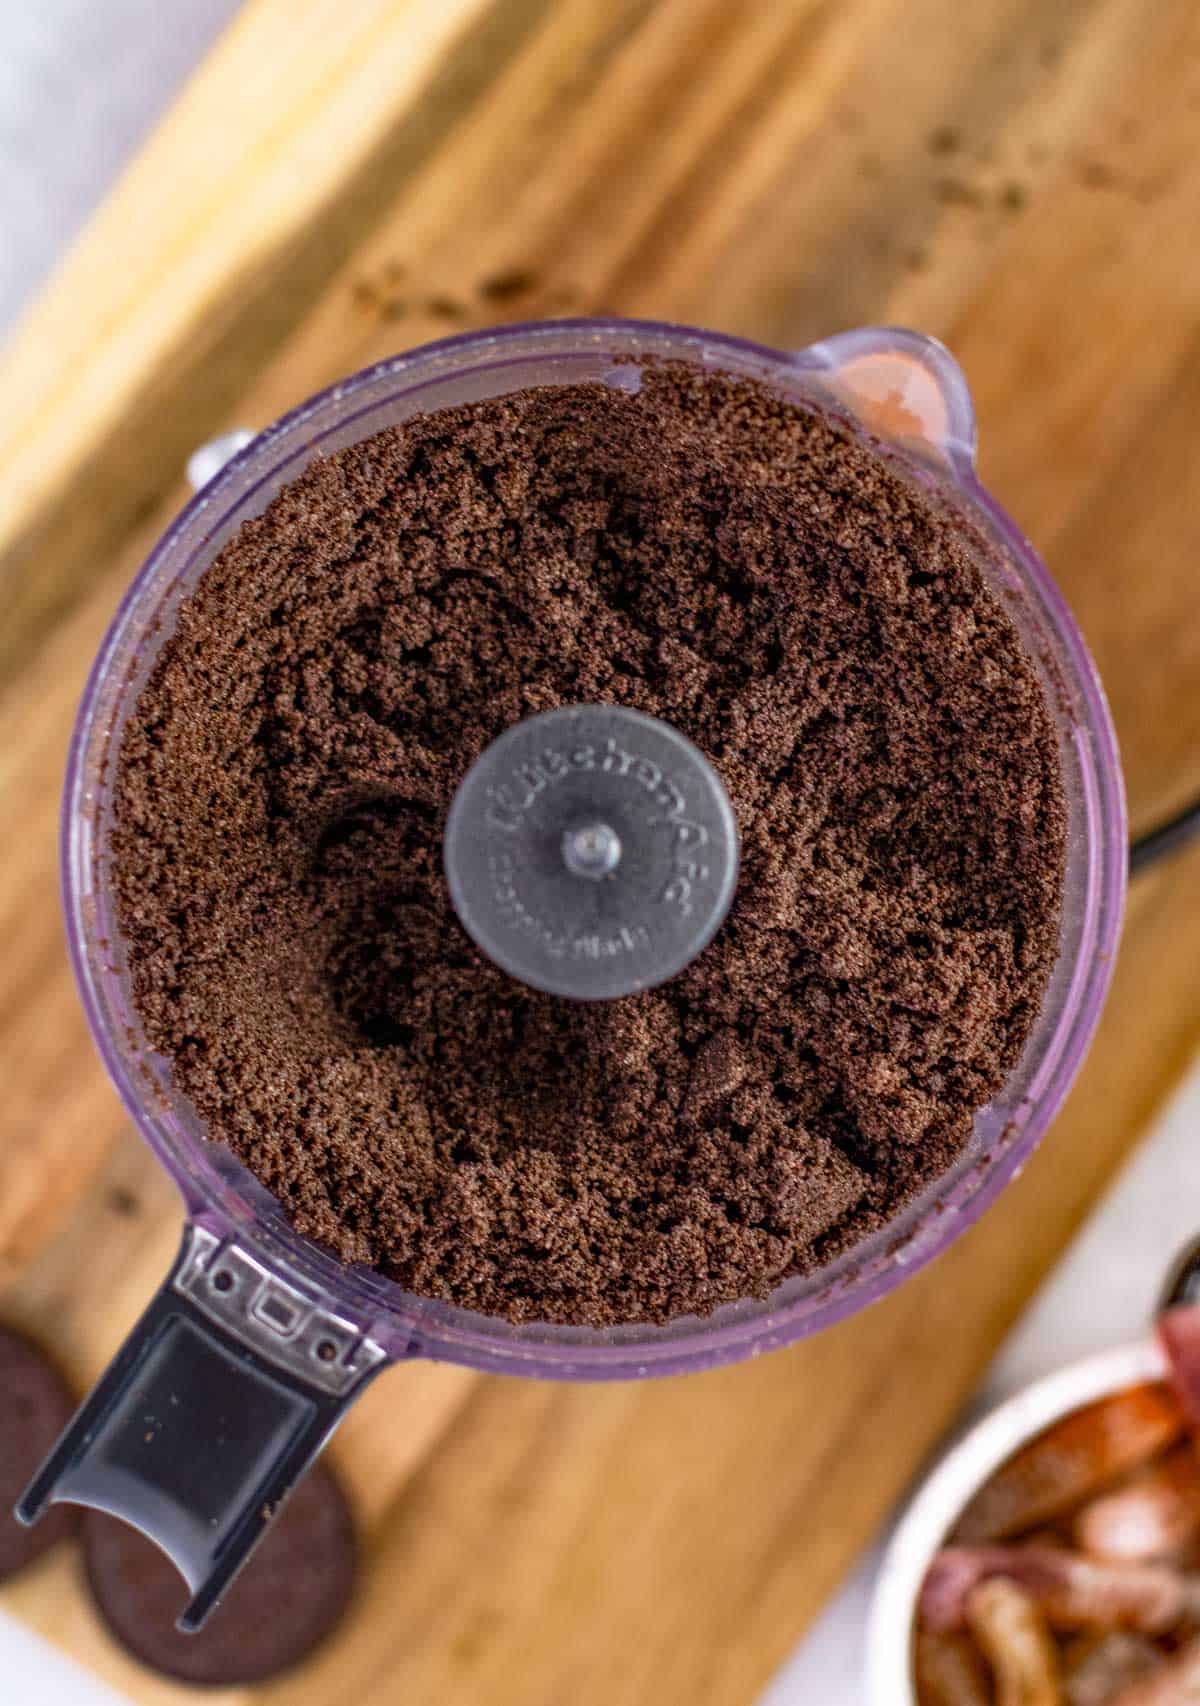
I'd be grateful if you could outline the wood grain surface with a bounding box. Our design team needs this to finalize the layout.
[2,1,1199,1702]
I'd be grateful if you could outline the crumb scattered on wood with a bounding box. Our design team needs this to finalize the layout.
[928,125,961,157]
[479,267,539,302]
[935,177,984,208]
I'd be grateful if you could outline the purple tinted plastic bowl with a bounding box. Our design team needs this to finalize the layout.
[63,318,1126,1381]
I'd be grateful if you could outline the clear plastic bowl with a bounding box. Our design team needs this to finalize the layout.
[29,318,1126,1624]
[65,316,1125,1377]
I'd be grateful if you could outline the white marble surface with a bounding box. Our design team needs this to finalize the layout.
[3,8,1196,1702]
[0,0,241,332]
[0,1617,129,1706]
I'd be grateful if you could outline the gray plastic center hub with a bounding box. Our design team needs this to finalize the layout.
[443,704,740,1000]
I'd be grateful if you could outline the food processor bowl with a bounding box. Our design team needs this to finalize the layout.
[20,318,1126,1625]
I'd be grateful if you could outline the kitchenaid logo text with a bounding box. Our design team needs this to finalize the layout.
[484,736,711,916]
[489,848,652,961]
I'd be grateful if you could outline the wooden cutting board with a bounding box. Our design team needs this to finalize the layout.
[3,1,1200,1701]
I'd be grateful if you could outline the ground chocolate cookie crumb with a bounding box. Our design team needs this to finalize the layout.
[112,363,1066,1326]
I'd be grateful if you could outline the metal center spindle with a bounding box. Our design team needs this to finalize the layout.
[562,821,622,881]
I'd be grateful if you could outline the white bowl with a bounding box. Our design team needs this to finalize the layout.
[866,1335,1168,1705]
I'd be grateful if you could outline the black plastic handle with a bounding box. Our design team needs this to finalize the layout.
[16,1224,387,1630]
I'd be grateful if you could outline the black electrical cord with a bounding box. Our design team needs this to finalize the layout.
[1130,793,1200,875]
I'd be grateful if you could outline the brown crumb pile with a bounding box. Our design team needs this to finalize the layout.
[112,363,1065,1326]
